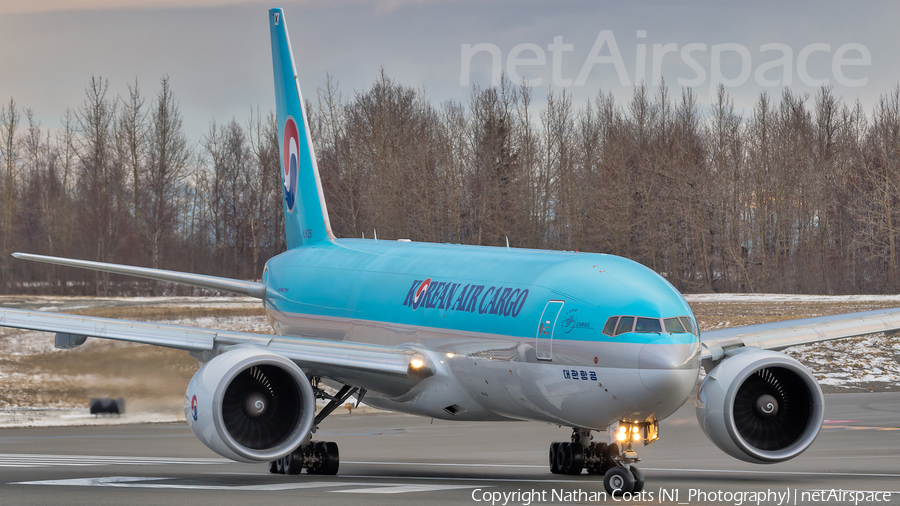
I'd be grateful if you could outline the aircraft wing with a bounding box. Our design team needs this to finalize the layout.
[0,307,430,397]
[11,253,266,299]
[700,306,900,367]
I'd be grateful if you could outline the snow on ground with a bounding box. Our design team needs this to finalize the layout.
[783,334,900,391]
[684,293,900,303]
[0,295,261,312]
[0,316,272,356]
[687,293,900,392]
[0,407,182,428]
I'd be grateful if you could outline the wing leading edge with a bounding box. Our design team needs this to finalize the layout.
[0,307,431,397]
[700,306,900,369]
[12,253,266,299]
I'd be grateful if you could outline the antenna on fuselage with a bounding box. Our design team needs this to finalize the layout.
[506,236,510,249]
[374,229,378,241]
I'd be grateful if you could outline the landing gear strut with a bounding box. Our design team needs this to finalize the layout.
[268,380,363,476]
[548,425,649,496]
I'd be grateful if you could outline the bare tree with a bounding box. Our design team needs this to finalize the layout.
[0,98,20,290]
[118,78,147,223]
[856,87,900,291]
[74,76,127,295]
[144,77,191,271]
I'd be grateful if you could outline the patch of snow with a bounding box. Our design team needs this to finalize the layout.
[685,293,900,304]
[0,407,182,428]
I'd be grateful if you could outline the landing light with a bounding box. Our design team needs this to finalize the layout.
[410,358,424,369]
[613,420,660,447]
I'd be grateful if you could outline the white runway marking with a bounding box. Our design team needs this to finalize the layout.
[349,460,900,479]
[345,460,545,468]
[0,454,230,467]
[643,467,900,478]
[334,484,476,494]
[13,476,487,494]
[8,455,900,481]
[346,460,900,479]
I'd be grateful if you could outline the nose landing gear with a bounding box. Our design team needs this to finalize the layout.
[548,425,650,496]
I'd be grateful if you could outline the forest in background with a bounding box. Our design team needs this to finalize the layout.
[2,73,900,295]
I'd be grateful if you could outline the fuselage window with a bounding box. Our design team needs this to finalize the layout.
[634,317,662,333]
[664,317,686,333]
[678,316,699,336]
[602,316,619,336]
[615,316,635,335]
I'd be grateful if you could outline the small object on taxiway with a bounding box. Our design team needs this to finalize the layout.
[89,397,125,415]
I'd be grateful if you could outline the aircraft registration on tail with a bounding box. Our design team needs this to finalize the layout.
[4,7,900,496]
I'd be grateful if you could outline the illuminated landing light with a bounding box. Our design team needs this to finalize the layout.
[446,353,454,358]
[407,355,434,379]
[616,432,626,442]
[633,433,640,441]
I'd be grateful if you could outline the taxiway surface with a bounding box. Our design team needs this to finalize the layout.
[0,392,898,505]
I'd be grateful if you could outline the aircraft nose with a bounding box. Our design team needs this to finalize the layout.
[638,337,701,396]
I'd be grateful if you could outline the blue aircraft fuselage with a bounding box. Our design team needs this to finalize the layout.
[262,239,702,429]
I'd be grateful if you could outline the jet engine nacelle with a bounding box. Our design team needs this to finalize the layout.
[185,347,316,463]
[696,349,824,464]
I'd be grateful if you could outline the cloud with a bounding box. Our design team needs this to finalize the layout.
[0,0,463,16]
[0,0,248,15]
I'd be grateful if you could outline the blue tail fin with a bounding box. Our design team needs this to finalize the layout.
[269,8,335,248]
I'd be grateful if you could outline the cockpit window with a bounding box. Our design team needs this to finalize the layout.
[634,317,662,333]
[602,317,619,336]
[664,317,686,333]
[679,316,699,336]
[603,315,697,336]
[615,316,635,335]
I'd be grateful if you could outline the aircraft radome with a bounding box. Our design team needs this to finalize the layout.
[3,7,900,497]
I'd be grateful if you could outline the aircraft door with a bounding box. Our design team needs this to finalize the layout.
[535,300,564,361]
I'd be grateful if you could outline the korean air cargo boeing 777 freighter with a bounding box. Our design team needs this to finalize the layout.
[4,8,900,496]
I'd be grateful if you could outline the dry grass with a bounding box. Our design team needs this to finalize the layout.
[689,299,900,393]
[0,302,266,411]
[0,340,200,411]
[65,306,265,320]
[689,300,900,332]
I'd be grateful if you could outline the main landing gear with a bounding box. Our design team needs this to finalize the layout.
[268,381,365,476]
[270,440,340,475]
[549,427,646,496]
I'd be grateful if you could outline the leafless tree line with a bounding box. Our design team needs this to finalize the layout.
[0,76,283,295]
[2,73,900,295]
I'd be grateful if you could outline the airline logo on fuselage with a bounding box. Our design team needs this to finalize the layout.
[282,116,300,213]
[402,279,529,317]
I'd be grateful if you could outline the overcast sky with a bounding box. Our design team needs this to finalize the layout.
[1,0,898,138]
